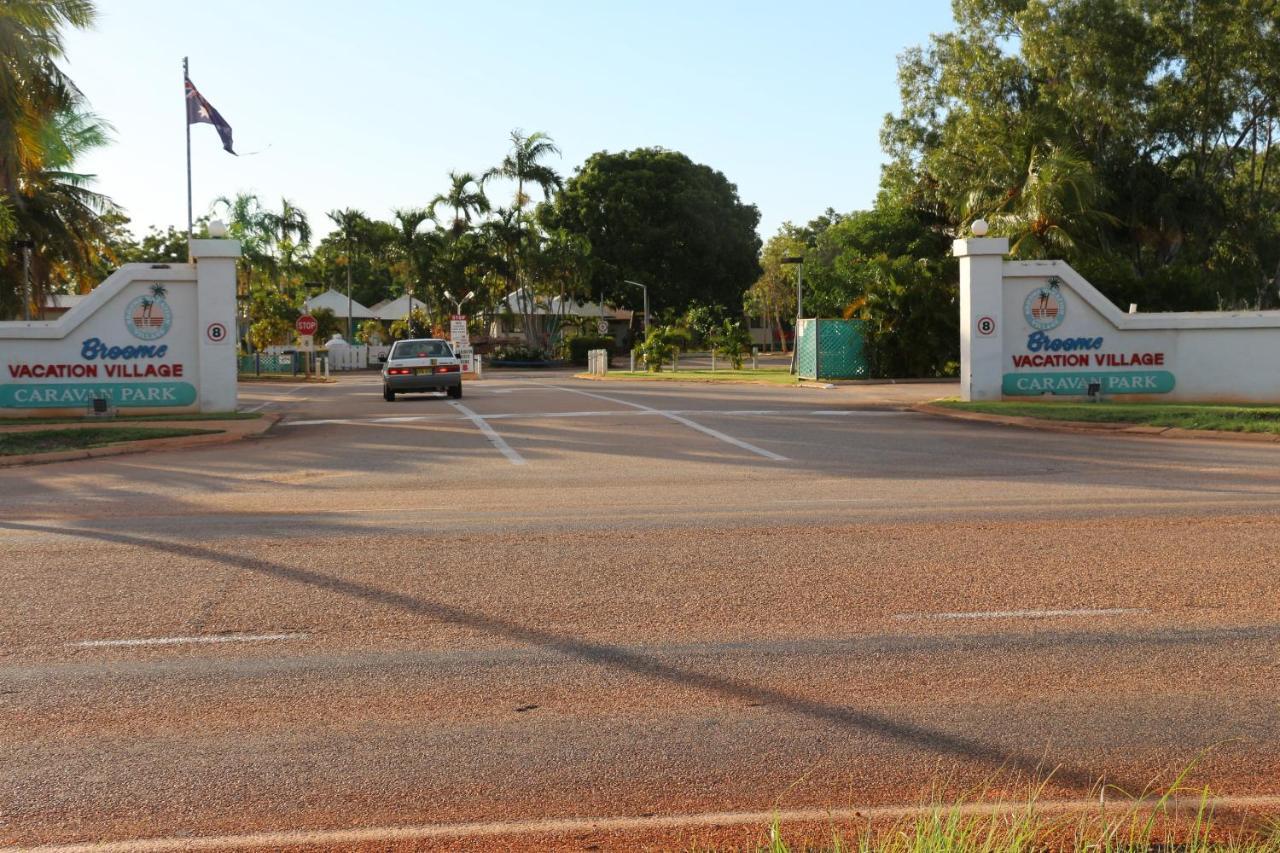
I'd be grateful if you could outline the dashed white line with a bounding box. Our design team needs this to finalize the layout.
[449,401,527,465]
[542,384,789,461]
[69,632,308,649]
[892,607,1148,622]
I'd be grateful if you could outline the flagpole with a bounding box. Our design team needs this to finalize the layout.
[184,56,193,259]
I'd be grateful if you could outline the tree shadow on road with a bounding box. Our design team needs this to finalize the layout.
[1,517,1126,797]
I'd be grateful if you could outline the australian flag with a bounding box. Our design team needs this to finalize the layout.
[185,76,235,155]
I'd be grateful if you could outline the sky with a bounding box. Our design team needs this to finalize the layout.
[64,0,957,243]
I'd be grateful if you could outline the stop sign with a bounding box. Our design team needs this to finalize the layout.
[296,314,318,336]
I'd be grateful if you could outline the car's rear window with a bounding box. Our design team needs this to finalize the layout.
[390,340,452,359]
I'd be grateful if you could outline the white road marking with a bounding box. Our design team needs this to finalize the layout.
[809,409,910,416]
[893,607,1148,622]
[238,383,313,413]
[15,795,1280,852]
[776,497,876,504]
[542,384,789,461]
[449,401,527,466]
[280,409,916,427]
[69,632,308,649]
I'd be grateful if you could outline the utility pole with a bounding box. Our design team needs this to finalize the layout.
[624,280,650,337]
[345,229,353,341]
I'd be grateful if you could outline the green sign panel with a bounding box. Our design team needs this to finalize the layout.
[1003,371,1175,396]
[0,382,197,408]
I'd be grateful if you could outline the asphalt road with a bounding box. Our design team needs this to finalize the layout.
[3,371,1280,850]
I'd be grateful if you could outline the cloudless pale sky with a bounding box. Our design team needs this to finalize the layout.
[64,0,956,242]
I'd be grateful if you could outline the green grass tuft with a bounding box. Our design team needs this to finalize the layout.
[936,399,1280,434]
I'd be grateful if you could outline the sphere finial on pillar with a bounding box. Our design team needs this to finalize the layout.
[971,218,989,237]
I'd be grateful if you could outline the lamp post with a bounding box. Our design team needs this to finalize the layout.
[623,280,650,337]
[443,289,475,315]
[781,255,804,373]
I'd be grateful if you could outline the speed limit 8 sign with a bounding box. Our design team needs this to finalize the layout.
[976,316,997,336]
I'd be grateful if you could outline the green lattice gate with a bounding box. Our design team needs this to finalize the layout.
[796,319,869,380]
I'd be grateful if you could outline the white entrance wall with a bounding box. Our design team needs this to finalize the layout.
[0,238,241,417]
[955,236,1280,403]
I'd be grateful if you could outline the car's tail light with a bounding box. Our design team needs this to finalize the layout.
[387,367,412,375]
[434,365,460,374]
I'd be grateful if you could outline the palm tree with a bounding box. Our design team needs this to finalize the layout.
[327,207,366,339]
[392,207,432,330]
[4,108,118,318]
[260,197,311,274]
[429,171,489,237]
[966,144,1117,259]
[484,129,562,213]
[211,192,271,298]
[0,0,95,208]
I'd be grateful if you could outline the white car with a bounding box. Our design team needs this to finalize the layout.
[380,338,462,401]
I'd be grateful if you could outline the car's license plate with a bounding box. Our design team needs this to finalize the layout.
[415,368,431,375]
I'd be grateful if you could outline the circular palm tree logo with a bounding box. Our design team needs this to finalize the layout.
[1023,277,1066,331]
[125,284,173,340]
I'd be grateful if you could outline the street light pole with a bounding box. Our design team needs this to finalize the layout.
[623,280,649,336]
[781,255,804,374]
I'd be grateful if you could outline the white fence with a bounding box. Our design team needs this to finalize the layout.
[587,349,609,376]
[266,343,392,371]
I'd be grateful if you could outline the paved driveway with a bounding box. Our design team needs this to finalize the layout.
[2,372,1279,850]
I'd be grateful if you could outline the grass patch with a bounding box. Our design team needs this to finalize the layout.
[0,426,220,456]
[745,767,1280,852]
[936,398,1280,434]
[0,412,259,426]
[596,369,800,385]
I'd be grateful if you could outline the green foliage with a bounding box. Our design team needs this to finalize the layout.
[545,147,762,316]
[633,325,687,372]
[387,308,431,341]
[566,334,614,366]
[309,307,342,341]
[681,302,728,347]
[882,0,1280,309]
[492,344,550,362]
[709,320,751,369]
[247,316,291,352]
[356,319,387,345]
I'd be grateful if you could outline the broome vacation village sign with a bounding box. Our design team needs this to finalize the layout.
[3,283,196,408]
[956,233,1280,403]
[0,238,240,417]
[1004,276,1174,396]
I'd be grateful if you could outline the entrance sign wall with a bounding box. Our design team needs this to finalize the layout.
[0,238,242,417]
[956,236,1280,403]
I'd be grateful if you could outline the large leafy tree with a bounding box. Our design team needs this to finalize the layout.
[545,147,762,316]
[882,0,1280,310]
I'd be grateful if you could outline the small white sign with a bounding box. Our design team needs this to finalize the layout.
[596,319,609,335]
[450,314,469,347]
[976,316,997,337]
[298,334,314,351]
[455,346,475,373]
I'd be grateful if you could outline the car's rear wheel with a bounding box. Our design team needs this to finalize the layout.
[383,385,396,402]
[448,384,462,399]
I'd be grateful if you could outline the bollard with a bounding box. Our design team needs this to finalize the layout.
[752,347,759,370]
[711,351,716,372]
[630,349,636,372]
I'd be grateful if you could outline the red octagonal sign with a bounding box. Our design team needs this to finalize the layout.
[296,314,318,336]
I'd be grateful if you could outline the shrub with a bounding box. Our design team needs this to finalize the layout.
[568,335,615,366]
[634,326,684,372]
[710,319,751,369]
[492,345,549,362]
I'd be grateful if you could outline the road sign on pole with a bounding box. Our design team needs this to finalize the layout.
[296,314,318,336]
